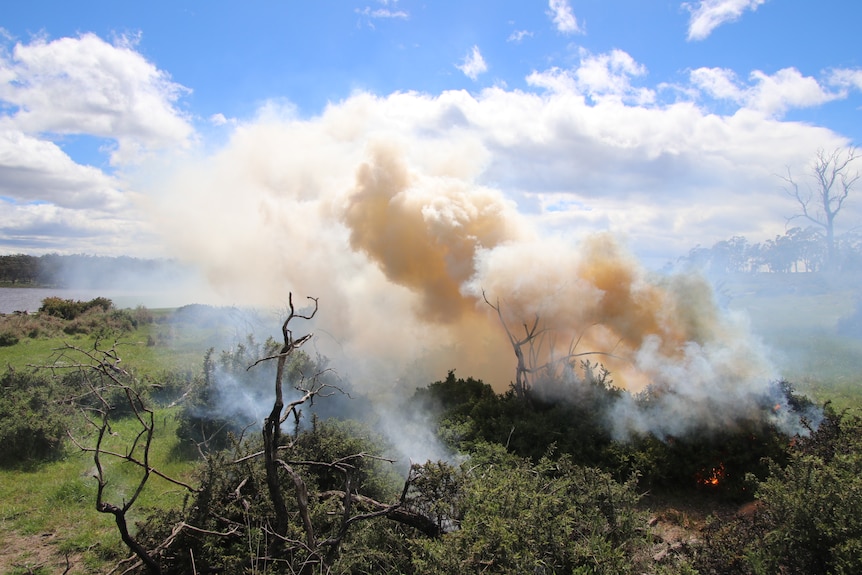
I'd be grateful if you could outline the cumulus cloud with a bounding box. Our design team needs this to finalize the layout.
[0,129,127,210]
[691,66,843,117]
[0,33,193,165]
[0,32,193,254]
[684,0,768,41]
[526,49,655,105]
[547,0,582,34]
[457,46,488,81]
[0,199,153,255]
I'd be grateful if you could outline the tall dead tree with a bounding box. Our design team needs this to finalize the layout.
[781,146,860,270]
[247,294,440,571]
[253,293,319,546]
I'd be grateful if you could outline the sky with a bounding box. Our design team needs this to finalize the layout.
[1,0,860,265]
[1,1,856,436]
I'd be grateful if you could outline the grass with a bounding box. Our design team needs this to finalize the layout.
[728,283,862,412]
[0,308,235,376]
[0,305,224,572]
[0,407,200,573]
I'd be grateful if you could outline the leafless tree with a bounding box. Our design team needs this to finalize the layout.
[39,340,201,574]
[38,297,441,574]
[780,146,860,269]
[482,291,618,400]
[244,293,442,572]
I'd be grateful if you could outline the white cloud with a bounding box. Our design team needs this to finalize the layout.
[356,6,409,20]
[507,30,533,43]
[828,68,862,92]
[547,0,582,34]
[0,32,193,255]
[0,33,194,165]
[0,129,127,210]
[683,0,767,41]
[457,46,488,81]
[527,49,655,105]
[0,200,153,255]
[209,113,238,127]
[691,66,842,116]
[689,67,745,100]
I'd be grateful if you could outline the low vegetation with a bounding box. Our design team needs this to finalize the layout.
[0,295,861,573]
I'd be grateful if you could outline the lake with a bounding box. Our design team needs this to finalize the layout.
[0,287,191,314]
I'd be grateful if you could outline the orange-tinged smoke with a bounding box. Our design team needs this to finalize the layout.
[339,147,751,393]
[146,124,791,442]
[343,146,522,323]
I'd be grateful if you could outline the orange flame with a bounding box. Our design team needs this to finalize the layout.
[697,463,726,487]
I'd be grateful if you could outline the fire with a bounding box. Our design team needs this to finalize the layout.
[697,463,726,487]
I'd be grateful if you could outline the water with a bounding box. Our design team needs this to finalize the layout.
[0,287,190,313]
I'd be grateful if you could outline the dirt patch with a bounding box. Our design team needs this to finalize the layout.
[640,491,745,566]
[0,527,87,574]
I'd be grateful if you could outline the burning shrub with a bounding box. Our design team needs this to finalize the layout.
[175,339,321,454]
[691,406,862,575]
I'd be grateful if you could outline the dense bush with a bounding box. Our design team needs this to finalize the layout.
[0,331,19,346]
[0,298,147,341]
[0,368,69,466]
[140,418,405,574]
[752,408,862,574]
[411,443,661,574]
[412,370,620,467]
[690,406,862,575]
[39,296,113,320]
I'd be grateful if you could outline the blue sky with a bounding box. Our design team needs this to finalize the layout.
[1,0,860,266]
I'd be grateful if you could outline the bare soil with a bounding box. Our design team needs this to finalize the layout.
[0,527,88,575]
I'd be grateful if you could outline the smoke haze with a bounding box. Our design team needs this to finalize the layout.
[142,101,806,444]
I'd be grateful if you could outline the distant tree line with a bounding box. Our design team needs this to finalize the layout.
[0,253,188,287]
[678,227,862,275]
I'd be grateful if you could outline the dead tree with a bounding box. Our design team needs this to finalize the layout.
[780,146,860,269]
[482,291,619,400]
[245,294,442,571]
[247,293,320,548]
[38,341,200,575]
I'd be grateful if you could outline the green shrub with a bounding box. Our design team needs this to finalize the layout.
[0,368,69,466]
[0,331,19,346]
[692,407,862,575]
[39,296,113,320]
[752,408,862,574]
[411,443,653,574]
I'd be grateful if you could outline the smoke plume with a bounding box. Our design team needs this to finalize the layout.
[142,108,805,448]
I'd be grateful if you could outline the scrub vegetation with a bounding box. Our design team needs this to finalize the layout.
[0,291,860,574]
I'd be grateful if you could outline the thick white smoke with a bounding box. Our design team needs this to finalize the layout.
[139,93,810,447]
